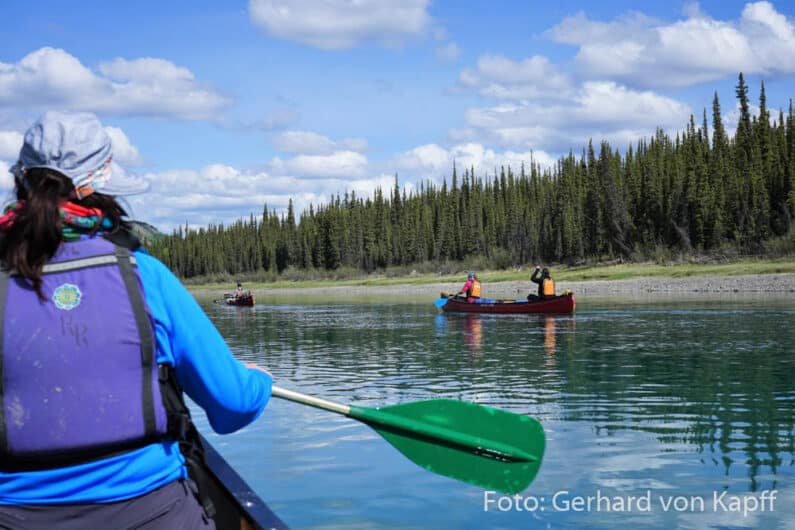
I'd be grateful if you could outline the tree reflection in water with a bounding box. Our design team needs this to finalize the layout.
[209,300,793,492]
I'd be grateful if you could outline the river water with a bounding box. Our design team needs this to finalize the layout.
[191,293,795,530]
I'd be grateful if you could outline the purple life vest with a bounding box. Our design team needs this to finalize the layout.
[0,238,170,470]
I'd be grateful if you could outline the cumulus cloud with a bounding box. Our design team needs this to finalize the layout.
[436,42,461,62]
[460,81,691,152]
[682,1,706,19]
[248,0,431,50]
[343,174,406,201]
[0,130,22,160]
[104,126,142,165]
[270,150,368,179]
[547,10,658,46]
[124,165,310,229]
[124,162,404,231]
[0,159,13,194]
[449,5,795,155]
[458,54,574,100]
[392,142,557,181]
[271,130,367,155]
[262,109,301,130]
[740,1,795,70]
[0,48,228,119]
[549,1,795,87]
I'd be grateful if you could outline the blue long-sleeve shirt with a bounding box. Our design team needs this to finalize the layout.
[0,250,272,504]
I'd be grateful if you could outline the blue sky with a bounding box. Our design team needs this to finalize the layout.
[1,0,795,230]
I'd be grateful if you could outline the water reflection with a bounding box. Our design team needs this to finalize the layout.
[433,313,487,356]
[463,315,483,354]
[201,298,795,528]
[544,315,556,355]
[209,302,258,334]
[554,309,794,493]
[433,313,576,358]
[229,305,256,331]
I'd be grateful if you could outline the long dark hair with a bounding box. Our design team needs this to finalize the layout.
[0,168,129,298]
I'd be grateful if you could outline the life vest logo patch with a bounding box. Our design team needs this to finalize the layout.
[52,283,82,310]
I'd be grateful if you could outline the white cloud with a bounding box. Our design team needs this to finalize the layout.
[0,130,22,160]
[104,126,142,165]
[99,57,193,84]
[458,69,480,88]
[458,54,574,100]
[125,165,310,229]
[124,162,403,231]
[0,159,13,193]
[448,6,791,156]
[549,1,795,87]
[682,1,706,19]
[740,1,795,70]
[0,119,385,232]
[248,0,431,50]
[393,142,557,181]
[460,81,691,152]
[742,1,794,40]
[547,10,658,46]
[0,48,228,119]
[344,174,404,201]
[436,42,461,62]
[271,130,367,155]
[577,82,689,125]
[393,144,450,175]
[270,150,368,179]
[447,127,478,143]
[262,109,301,130]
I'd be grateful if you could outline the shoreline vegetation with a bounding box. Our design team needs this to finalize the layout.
[187,258,795,297]
[150,75,795,287]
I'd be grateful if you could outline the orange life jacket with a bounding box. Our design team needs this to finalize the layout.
[542,278,555,297]
[470,280,482,298]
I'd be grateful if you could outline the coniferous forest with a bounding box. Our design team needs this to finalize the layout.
[149,75,795,280]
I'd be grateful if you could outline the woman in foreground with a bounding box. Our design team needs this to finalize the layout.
[0,111,272,529]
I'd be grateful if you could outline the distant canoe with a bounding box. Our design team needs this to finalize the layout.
[224,293,255,307]
[440,293,575,314]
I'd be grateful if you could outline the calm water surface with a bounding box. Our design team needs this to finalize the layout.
[191,294,794,530]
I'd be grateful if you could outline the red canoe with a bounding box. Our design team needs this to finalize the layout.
[441,293,575,314]
[224,293,255,306]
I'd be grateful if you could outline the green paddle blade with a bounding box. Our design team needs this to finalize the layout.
[349,400,545,494]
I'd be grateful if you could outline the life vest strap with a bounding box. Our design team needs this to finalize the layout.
[0,269,8,458]
[115,245,157,440]
[0,440,161,472]
[158,363,216,518]
[41,254,137,274]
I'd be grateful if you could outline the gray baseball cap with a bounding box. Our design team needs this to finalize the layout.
[10,111,149,198]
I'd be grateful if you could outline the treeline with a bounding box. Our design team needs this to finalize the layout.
[150,74,794,279]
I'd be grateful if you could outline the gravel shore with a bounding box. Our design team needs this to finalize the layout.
[202,273,795,300]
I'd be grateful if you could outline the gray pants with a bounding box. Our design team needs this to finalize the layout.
[0,479,214,530]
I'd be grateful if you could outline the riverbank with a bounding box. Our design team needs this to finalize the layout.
[194,272,795,299]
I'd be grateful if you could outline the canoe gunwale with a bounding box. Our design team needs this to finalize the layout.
[200,433,289,530]
[441,293,575,314]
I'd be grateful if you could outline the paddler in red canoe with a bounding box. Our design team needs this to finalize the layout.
[456,272,482,302]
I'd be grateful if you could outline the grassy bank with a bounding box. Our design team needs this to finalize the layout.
[186,257,795,291]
